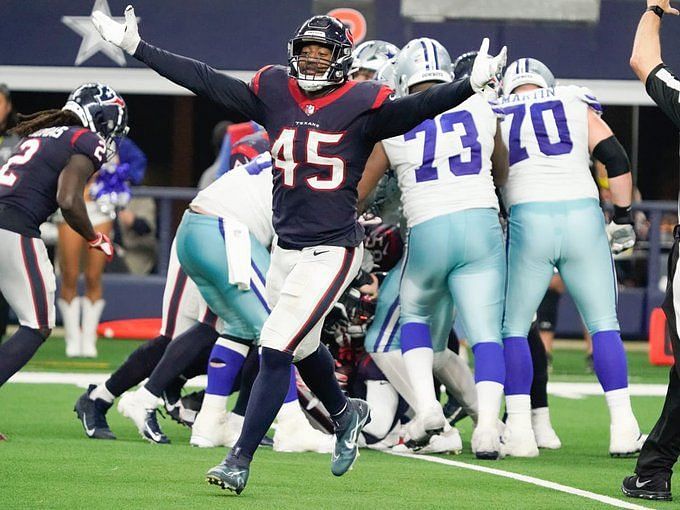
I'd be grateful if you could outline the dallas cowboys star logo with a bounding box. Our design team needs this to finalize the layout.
[62,0,139,66]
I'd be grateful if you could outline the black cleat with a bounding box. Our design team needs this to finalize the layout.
[443,399,468,427]
[206,459,249,495]
[259,435,274,448]
[142,408,170,444]
[74,385,116,440]
[622,474,672,501]
[331,398,371,476]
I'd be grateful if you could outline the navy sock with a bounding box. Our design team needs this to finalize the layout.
[228,347,292,466]
[527,322,549,409]
[0,326,46,387]
[233,347,259,417]
[145,322,217,397]
[105,335,171,397]
[295,344,348,423]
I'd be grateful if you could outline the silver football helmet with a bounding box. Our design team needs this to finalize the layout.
[349,40,400,79]
[502,58,555,94]
[374,60,399,91]
[394,38,453,96]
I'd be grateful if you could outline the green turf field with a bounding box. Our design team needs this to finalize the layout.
[0,337,675,509]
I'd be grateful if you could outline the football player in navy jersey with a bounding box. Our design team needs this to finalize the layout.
[92,6,506,494]
[0,84,126,406]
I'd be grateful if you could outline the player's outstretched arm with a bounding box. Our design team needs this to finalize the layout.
[365,38,506,141]
[57,155,112,261]
[92,5,264,124]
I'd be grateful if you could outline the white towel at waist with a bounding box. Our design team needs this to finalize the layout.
[220,217,251,291]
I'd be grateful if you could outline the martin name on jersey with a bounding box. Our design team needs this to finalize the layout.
[498,85,602,208]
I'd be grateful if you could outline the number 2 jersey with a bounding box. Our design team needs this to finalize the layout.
[498,85,601,208]
[382,94,499,228]
[0,126,105,237]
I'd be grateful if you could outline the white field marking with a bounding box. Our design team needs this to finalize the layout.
[388,451,653,510]
[7,372,207,389]
[548,382,668,399]
[6,373,668,399]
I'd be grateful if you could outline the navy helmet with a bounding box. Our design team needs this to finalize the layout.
[62,83,128,160]
[288,15,354,92]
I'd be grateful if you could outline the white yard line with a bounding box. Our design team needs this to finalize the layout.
[7,371,207,389]
[388,451,654,510]
[7,373,668,399]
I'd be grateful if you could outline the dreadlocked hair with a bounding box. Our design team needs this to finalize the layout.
[9,109,83,137]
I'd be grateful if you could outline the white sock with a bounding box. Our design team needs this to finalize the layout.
[433,349,478,423]
[475,381,503,428]
[201,393,228,412]
[362,380,399,439]
[505,394,532,428]
[90,383,115,404]
[402,346,437,414]
[531,407,552,429]
[370,351,418,409]
[605,388,637,426]
[276,400,301,423]
[138,386,161,409]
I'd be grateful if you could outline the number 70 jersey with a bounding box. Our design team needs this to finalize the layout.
[498,85,600,208]
[382,94,499,229]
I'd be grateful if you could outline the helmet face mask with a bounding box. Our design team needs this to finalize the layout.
[394,38,453,97]
[288,15,354,92]
[63,83,128,161]
[502,58,556,95]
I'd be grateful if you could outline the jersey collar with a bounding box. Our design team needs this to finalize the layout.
[287,78,358,115]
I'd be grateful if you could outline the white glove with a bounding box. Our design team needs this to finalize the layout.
[470,38,507,93]
[91,5,141,55]
[606,222,636,254]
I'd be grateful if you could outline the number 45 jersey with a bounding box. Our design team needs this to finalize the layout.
[0,126,105,237]
[498,85,601,208]
[382,94,499,229]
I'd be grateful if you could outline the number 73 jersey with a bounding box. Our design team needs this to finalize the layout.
[498,85,600,208]
[382,94,499,229]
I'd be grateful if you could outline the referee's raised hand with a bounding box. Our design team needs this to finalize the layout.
[647,0,679,15]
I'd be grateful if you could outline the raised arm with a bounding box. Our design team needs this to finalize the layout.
[364,79,474,141]
[364,38,506,141]
[630,1,678,81]
[92,5,264,124]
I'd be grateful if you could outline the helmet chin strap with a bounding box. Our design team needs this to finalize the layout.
[297,78,332,92]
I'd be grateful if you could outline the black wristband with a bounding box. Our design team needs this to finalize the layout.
[647,5,664,18]
[613,205,634,225]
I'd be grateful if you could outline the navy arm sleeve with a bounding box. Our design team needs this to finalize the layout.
[364,78,474,142]
[646,63,680,130]
[134,41,265,124]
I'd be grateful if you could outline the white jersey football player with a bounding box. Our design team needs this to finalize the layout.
[359,41,508,459]
[498,58,643,457]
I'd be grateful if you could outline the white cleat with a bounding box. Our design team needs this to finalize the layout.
[532,409,561,450]
[471,424,502,460]
[609,422,647,457]
[190,409,235,448]
[274,413,334,453]
[117,389,160,436]
[418,426,463,455]
[501,423,539,458]
[405,405,447,448]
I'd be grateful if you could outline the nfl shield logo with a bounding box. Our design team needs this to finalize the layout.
[304,104,316,116]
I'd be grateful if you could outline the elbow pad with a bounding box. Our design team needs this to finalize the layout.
[593,136,630,178]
